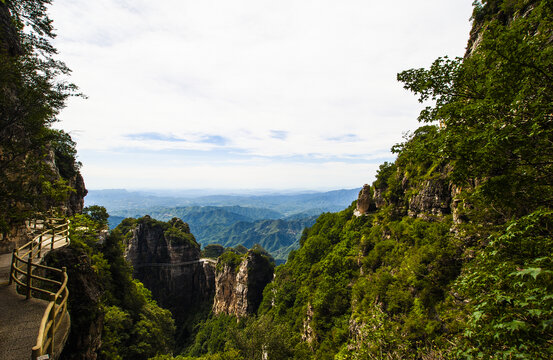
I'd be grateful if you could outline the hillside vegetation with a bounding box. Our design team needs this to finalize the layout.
[0,0,84,235]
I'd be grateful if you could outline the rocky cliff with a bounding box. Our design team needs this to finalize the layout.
[353,184,375,217]
[123,216,215,322]
[355,163,455,221]
[212,249,274,317]
[44,146,88,217]
[0,149,87,253]
[44,247,104,360]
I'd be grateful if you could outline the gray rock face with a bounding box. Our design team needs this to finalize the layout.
[354,184,376,216]
[66,172,87,216]
[212,250,274,317]
[363,163,458,220]
[408,179,453,218]
[124,217,215,319]
[43,147,88,217]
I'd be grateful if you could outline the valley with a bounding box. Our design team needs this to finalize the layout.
[86,188,359,262]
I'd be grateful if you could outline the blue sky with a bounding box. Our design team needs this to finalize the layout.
[50,0,474,191]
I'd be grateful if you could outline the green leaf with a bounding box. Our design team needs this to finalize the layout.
[512,268,542,280]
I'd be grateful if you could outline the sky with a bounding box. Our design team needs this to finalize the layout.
[49,0,474,191]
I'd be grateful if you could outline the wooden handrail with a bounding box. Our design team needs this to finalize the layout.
[9,218,71,360]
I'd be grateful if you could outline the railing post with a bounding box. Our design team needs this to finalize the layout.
[48,293,56,356]
[51,227,56,250]
[37,234,43,259]
[8,249,16,285]
[66,220,70,244]
[26,255,32,299]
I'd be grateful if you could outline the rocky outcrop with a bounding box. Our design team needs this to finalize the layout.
[358,164,457,220]
[302,303,316,347]
[43,147,88,217]
[0,148,87,253]
[124,216,215,320]
[354,184,376,216]
[44,247,104,360]
[0,226,30,253]
[212,250,274,317]
[66,172,87,216]
[408,178,452,218]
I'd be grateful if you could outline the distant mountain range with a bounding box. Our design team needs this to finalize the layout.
[87,188,360,262]
[86,188,361,217]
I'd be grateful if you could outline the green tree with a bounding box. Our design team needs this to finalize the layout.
[83,205,109,227]
[397,0,553,219]
[0,0,82,231]
[201,244,225,259]
[454,210,553,359]
[68,214,176,360]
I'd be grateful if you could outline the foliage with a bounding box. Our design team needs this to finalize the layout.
[185,314,243,356]
[256,205,462,358]
[68,214,176,360]
[216,251,244,272]
[50,129,81,178]
[164,226,197,247]
[150,347,243,360]
[373,161,396,190]
[250,242,274,257]
[232,244,248,254]
[83,205,109,227]
[0,0,82,231]
[454,209,553,359]
[201,244,225,259]
[397,0,553,219]
[182,314,297,360]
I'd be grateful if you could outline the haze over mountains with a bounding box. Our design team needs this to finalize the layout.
[85,188,360,262]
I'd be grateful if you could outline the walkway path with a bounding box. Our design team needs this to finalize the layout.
[0,225,70,360]
[0,284,49,360]
[0,252,12,284]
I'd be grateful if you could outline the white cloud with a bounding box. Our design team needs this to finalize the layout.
[50,0,474,190]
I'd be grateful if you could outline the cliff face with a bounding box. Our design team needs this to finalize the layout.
[43,147,88,217]
[355,165,455,221]
[123,216,215,319]
[44,247,104,360]
[354,184,375,217]
[0,163,86,253]
[212,250,274,317]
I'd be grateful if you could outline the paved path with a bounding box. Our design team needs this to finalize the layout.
[0,284,48,360]
[0,229,70,359]
[0,252,12,285]
[0,234,67,284]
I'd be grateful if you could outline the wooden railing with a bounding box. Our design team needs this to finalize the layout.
[9,218,71,359]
